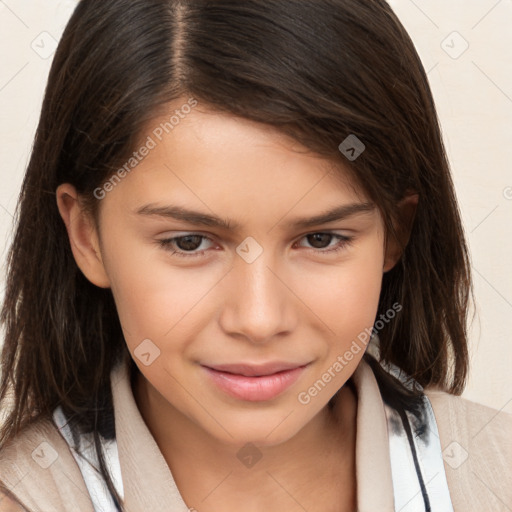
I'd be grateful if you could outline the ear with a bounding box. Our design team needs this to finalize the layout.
[383,191,419,273]
[56,183,111,288]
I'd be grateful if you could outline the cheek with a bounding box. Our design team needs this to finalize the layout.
[293,245,383,405]
[335,257,383,333]
[100,226,217,352]
[298,239,384,345]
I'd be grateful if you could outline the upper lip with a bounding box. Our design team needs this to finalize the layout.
[204,362,309,377]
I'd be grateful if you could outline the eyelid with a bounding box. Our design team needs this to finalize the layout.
[158,229,351,245]
[157,230,355,259]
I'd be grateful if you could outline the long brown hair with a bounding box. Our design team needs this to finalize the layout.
[0,0,473,508]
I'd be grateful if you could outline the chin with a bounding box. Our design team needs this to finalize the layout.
[202,406,315,449]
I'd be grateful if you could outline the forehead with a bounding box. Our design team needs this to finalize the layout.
[130,100,365,193]
[100,100,376,231]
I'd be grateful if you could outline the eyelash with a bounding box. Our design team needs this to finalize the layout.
[157,232,354,259]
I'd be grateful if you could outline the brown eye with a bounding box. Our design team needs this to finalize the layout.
[296,232,354,254]
[174,235,203,251]
[158,234,215,258]
[306,233,334,249]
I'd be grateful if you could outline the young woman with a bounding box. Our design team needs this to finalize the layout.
[0,1,510,511]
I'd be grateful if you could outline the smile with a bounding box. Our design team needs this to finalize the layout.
[202,362,310,402]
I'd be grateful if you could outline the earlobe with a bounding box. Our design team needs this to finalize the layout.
[383,192,419,273]
[56,183,111,288]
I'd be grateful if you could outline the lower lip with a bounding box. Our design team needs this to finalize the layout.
[202,365,308,402]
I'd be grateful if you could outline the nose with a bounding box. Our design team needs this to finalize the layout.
[218,250,297,344]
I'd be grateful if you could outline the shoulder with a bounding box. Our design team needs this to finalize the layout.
[0,417,94,512]
[425,389,512,511]
[426,389,512,446]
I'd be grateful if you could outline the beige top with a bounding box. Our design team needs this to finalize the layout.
[1,355,511,511]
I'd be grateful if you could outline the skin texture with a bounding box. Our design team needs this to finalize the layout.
[56,98,417,511]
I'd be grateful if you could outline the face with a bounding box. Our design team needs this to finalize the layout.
[58,98,399,448]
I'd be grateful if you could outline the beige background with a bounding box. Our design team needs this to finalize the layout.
[0,1,511,411]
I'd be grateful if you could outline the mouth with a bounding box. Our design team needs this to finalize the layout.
[201,361,310,402]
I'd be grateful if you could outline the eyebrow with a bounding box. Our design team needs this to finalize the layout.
[134,201,375,231]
